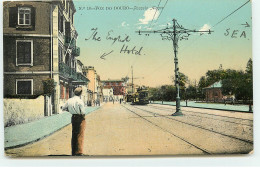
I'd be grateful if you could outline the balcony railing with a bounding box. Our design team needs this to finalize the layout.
[64,36,76,48]
[77,73,89,83]
[59,62,88,84]
[72,46,80,56]
[70,68,78,81]
[59,62,71,79]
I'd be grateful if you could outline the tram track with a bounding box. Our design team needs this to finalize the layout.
[148,104,253,127]
[121,104,212,155]
[129,105,253,145]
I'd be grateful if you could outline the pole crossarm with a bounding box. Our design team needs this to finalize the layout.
[136,25,213,40]
[135,19,213,116]
[135,30,213,34]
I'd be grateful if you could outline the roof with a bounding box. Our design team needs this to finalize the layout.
[77,59,83,66]
[102,79,124,82]
[204,81,222,89]
[103,86,113,89]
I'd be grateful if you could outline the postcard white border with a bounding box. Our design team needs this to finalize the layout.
[0,0,260,167]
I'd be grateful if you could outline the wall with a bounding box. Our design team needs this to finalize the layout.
[4,96,45,127]
[3,1,51,35]
[4,74,50,96]
[86,68,96,92]
[3,36,51,72]
[205,88,223,102]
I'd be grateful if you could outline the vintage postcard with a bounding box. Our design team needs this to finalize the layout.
[3,0,253,157]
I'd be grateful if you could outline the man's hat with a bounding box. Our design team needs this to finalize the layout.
[74,87,82,96]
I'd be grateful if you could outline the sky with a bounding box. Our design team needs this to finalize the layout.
[73,0,252,87]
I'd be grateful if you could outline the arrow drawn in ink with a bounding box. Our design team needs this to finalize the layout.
[100,50,114,60]
[241,22,250,28]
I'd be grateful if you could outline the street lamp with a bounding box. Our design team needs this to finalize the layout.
[136,18,212,116]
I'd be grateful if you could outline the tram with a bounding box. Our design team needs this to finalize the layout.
[126,94,133,102]
[132,87,149,105]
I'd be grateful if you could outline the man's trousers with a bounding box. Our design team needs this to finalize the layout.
[71,114,86,156]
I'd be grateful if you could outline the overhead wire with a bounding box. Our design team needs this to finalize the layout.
[154,0,169,24]
[141,0,251,81]
[129,0,164,75]
[213,0,250,28]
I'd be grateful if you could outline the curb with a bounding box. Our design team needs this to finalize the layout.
[4,106,101,150]
[151,103,253,113]
[4,124,71,150]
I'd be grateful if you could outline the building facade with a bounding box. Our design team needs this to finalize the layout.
[102,79,126,101]
[103,86,114,102]
[204,81,224,102]
[3,0,88,115]
[76,60,89,105]
[82,66,103,106]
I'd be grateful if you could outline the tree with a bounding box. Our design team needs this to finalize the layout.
[163,85,176,101]
[205,68,226,86]
[148,85,176,101]
[186,85,197,100]
[221,70,243,96]
[198,76,208,89]
[221,58,253,103]
[244,58,253,102]
[246,58,252,74]
[171,72,188,89]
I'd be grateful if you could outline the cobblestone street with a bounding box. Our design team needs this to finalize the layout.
[5,102,253,157]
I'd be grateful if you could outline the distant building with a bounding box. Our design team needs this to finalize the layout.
[82,66,102,106]
[103,86,114,102]
[204,81,223,102]
[96,75,103,104]
[125,82,139,95]
[76,60,89,105]
[102,79,126,101]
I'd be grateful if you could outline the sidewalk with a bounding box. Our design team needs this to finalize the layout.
[152,101,252,112]
[4,106,101,149]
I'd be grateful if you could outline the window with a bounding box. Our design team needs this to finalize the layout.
[58,43,63,63]
[18,7,31,25]
[65,54,70,66]
[58,12,64,33]
[16,79,33,95]
[60,84,65,99]
[9,6,35,29]
[16,40,33,66]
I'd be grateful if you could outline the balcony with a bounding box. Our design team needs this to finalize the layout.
[59,62,71,79]
[64,36,76,48]
[70,68,78,81]
[72,46,80,56]
[77,73,89,83]
[59,63,89,85]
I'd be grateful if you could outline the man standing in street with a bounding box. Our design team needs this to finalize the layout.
[62,87,86,156]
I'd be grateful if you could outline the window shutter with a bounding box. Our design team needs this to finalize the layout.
[31,7,36,30]
[9,7,18,27]
[61,15,64,33]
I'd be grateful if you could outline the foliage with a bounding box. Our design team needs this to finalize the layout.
[149,85,176,101]
[185,85,197,100]
[171,72,188,89]
[42,78,55,96]
[149,59,253,103]
[221,59,252,102]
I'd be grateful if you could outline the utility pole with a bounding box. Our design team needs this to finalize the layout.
[136,18,212,116]
[131,65,134,94]
[130,66,144,95]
